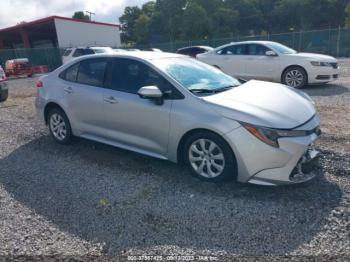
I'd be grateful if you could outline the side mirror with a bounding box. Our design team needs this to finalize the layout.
[138,85,164,105]
[265,50,277,57]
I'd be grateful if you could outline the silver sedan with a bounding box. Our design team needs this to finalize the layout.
[35,52,320,186]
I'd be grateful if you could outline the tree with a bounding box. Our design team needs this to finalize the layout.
[181,1,211,40]
[212,8,240,38]
[119,6,143,43]
[72,11,90,21]
[345,2,350,28]
[134,14,151,44]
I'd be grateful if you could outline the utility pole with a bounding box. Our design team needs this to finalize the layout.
[85,11,95,21]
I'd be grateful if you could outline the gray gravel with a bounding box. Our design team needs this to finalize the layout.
[0,64,349,261]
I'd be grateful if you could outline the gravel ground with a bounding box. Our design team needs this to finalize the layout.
[0,61,349,261]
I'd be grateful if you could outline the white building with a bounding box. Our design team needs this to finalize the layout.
[0,16,121,49]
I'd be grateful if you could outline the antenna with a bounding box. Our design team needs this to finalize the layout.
[85,11,96,20]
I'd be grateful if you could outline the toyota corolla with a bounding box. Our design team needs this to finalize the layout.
[36,52,321,186]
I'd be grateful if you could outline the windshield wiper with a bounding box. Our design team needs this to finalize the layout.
[189,89,215,94]
[213,85,237,93]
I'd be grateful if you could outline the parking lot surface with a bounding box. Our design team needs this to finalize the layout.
[0,61,349,260]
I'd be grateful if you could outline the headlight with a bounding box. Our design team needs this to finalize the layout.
[241,123,308,148]
[310,61,332,67]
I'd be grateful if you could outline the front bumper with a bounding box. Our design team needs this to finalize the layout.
[289,148,319,183]
[308,66,340,84]
[224,122,321,186]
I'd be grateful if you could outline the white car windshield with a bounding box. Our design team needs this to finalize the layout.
[266,42,297,54]
[153,57,240,93]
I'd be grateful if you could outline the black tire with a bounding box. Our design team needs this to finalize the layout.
[282,66,308,89]
[0,88,8,102]
[183,131,237,182]
[48,108,73,144]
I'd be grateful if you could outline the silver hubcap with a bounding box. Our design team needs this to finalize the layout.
[50,113,66,141]
[189,139,225,178]
[285,70,304,87]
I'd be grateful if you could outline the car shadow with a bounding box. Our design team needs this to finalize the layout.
[304,82,349,97]
[0,136,342,256]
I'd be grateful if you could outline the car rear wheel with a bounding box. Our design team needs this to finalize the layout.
[48,108,72,144]
[183,131,237,182]
[282,66,307,89]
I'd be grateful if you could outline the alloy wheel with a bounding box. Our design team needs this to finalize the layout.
[188,139,225,178]
[285,69,304,88]
[50,113,67,141]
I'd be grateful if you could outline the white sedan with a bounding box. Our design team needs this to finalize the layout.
[197,41,340,88]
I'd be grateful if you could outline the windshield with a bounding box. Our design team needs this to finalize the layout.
[265,42,297,54]
[153,57,240,93]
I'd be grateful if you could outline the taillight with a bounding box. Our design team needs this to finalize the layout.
[36,81,43,88]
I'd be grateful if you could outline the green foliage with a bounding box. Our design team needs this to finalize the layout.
[346,3,350,28]
[181,1,211,40]
[119,0,350,45]
[72,11,90,21]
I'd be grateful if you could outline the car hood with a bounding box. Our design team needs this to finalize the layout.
[202,80,316,129]
[287,52,337,62]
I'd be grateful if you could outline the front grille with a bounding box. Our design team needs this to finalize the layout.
[330,62,338,69]
[316,75,330,80]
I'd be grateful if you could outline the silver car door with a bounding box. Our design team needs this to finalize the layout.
[60,58,108,137]
[245,44,280,81]
[217,44,249,79]
[102,58,174,156]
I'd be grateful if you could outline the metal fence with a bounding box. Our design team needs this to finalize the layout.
[0,27,350,73]
[0,48,64,71]
[137,27,350,57]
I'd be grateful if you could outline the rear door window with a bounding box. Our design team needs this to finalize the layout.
[72,49,85,57]
[247,44,270,56]
[60,63,79,82]
[76,58,108,87]
[83,49,95,55]
[218,44,247,55]
[63,49,72,56]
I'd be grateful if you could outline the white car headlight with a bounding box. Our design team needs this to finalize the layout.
[310,61,332,67]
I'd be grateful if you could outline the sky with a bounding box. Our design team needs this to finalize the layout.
[0,0,148,28]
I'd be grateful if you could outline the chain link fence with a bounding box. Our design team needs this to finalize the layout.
[0,47,64,71]
[137,27,350,57]
[0,27,350,73]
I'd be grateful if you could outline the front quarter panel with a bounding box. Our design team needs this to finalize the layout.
[167,95,241,162]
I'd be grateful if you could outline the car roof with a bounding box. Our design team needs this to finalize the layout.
[178,46,213,51]
[216,41,277,48]
[65,46,111,50]
[65,51,184,63]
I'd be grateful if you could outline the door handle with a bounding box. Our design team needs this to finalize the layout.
[64,86,73,93]
[103,96,118,104]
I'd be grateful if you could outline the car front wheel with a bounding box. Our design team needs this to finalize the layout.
[183,131,237,182]
[48,108,72,144]
[282,66,307,89]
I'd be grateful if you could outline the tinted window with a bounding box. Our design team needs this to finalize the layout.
[177,48,191,55]
[76,58,108,87]
[108,58,173,94]
[247,44,270,55]
[218,44,247,55]
[84,49,95,55]
[72,49,85,57]
[63,49,72,56]
[61,63,79,82]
